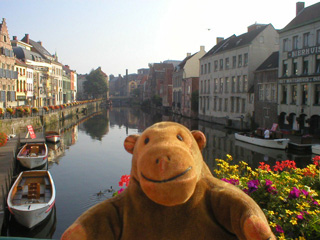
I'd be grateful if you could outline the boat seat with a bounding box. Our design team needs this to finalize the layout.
[27,182,40,199]
[30,146,40,154]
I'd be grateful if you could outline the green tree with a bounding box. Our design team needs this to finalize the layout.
[84,67,108,99]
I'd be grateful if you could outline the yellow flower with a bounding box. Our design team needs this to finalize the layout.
[285,209,293,215]
[268,211,274,215]
[269,221,276,227]
[226,154,233,160]
[290,218,297,225]
[278,233,286,240]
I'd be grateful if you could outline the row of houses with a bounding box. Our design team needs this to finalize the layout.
[0,18,77,108]
[110,2,320,135]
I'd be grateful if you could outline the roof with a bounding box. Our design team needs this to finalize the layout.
[202,24,270,58]
[280,2,320,32]
[21,35,52,58]
[255,51,279,71]
[13,46,47,62]
[177,52,197,70]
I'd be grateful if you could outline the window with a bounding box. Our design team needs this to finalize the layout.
[232,56,236,68]
[258,84,264,101]
[219,78,223,93]
[218,98,222,111]
[302,84,308,105]
[303,57,309,75]
[213,97,217,111]
[225,58,229,69]
[315,84,320,105]
[244,53,248,66]
[200,81,203,94]
[292,36,298,50]
[237,76,241,92]
[317,30,320,45]
[283,38,289,52]
[283,61,288,76]
[243,75,248,92]
[316,55,320,73]
[208,79,210,93]
[236,97,240,113]
[271,83,276,102]
[281,85,287,104]
[241,99,245,113]
[204,80,207,93]
[214,79,218,93]
[224,98,228,112]
[220,59,223,70]
[214,60,218,71]
[201,65,203,74]
[204,64,207,74]
[4,35,6,42]
[231,97,235,112]
[292,59,298,75]
[291,85,297,104]
[231,77,236,93]
[303,33,310,47]
[225,77,229,93]
[208,63,211,73]
[238,55,242,67]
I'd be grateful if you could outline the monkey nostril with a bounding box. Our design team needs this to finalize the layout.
[168,157,171,161]
[156,159,159,164]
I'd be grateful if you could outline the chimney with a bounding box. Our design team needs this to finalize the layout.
[247,23,266,32]
[216,37,224,44]
[200,45,205,52]
[38,41,42,46]
[296,2,305,16]
[25,34,29,44]
[187,53,191,57]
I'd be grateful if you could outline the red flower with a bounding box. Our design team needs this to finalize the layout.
[259,162,271,171]
[313,156,320,166]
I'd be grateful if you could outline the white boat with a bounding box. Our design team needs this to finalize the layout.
[17,143,48,169]
[7,170,56,229]
[45,131,61,143]
[235,132,290,150]
[312,144,320,155]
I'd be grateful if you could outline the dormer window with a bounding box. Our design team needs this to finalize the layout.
[236,39,242,45]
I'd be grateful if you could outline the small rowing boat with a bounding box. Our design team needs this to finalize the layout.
[17,143,48,169]
[7,170,56,228]
[45,131,61,143]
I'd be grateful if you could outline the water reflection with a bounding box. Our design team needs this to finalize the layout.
[3,107,314,239]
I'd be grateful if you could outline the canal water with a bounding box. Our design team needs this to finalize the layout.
[2,107,315,239]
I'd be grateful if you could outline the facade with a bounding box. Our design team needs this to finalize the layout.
[15,59,28,106]
[76,74,88,100]
[181,77,199,118]
[146,63,175,105]
[0,18,18,108]
[62,65,72,103]
[173,46,206,114]
[278,2,320,135]
[254,51,279,128]
[199,24,279,130]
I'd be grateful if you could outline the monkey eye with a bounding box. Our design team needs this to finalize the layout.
[177,134,183,141]
[144,137,149,144]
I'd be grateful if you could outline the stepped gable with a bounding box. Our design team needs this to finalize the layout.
[281,2,320,32]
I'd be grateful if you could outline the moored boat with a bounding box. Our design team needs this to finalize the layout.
[45,131,60,143]
[7,170,56,229]
[312,144,320,155]
[17,143,48,169]
[234,132,290,150]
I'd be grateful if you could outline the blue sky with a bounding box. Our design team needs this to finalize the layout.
[1,0,319,76]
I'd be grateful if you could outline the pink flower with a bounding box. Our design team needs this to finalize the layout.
[275,225,284,233]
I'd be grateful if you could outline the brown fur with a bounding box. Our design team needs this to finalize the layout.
[62,122,275,240]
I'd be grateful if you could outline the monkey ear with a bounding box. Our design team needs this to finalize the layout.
[124,135,139,154]
[191,130,206,150]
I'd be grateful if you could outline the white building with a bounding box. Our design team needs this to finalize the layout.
[278,2,320,135]
[199,23,279,130]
